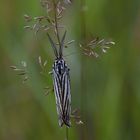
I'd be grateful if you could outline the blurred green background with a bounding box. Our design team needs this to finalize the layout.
[0,0,140,140]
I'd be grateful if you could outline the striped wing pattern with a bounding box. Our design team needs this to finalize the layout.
[52,58,71,127]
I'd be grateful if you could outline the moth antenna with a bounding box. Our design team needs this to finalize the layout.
[59,31,67,58]
[47,33,58,58]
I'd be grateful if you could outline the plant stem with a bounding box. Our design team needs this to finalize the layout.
[53,0,61,47]
[80,0,87,140]
[65,127,69,140]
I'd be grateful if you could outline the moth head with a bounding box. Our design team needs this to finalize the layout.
[54,58,66,75]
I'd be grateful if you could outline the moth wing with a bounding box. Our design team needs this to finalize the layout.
[62,69,71,127]
[53,69,64,127]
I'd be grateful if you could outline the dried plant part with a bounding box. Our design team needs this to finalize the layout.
[38,56,53,97]
[80,38,115,58]
[24,14,32,22]
[24,14,51,34]
[64,40,75,48]
[71,108,84,125]
[38,56,48,68]
[10,61,29,83]
[44,86,53,96]
[80,44,99,58]
[38,56,48,76]
[21,61,27,67]
[24,0,72,36]
[40,0,53,12]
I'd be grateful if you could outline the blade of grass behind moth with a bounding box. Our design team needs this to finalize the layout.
[59,31,67,58]
[47,33,58,58]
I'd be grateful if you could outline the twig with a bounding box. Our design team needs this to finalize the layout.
[53,0,61,46]
[65,127,69,140]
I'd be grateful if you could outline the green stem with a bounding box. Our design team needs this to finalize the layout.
[80,0,87,140]
[65,127,69,140]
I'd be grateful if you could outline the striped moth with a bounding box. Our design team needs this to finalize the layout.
[47,31,71,127]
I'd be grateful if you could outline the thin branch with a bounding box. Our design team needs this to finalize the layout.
[53,0,61,47]
[65,127,69,140]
